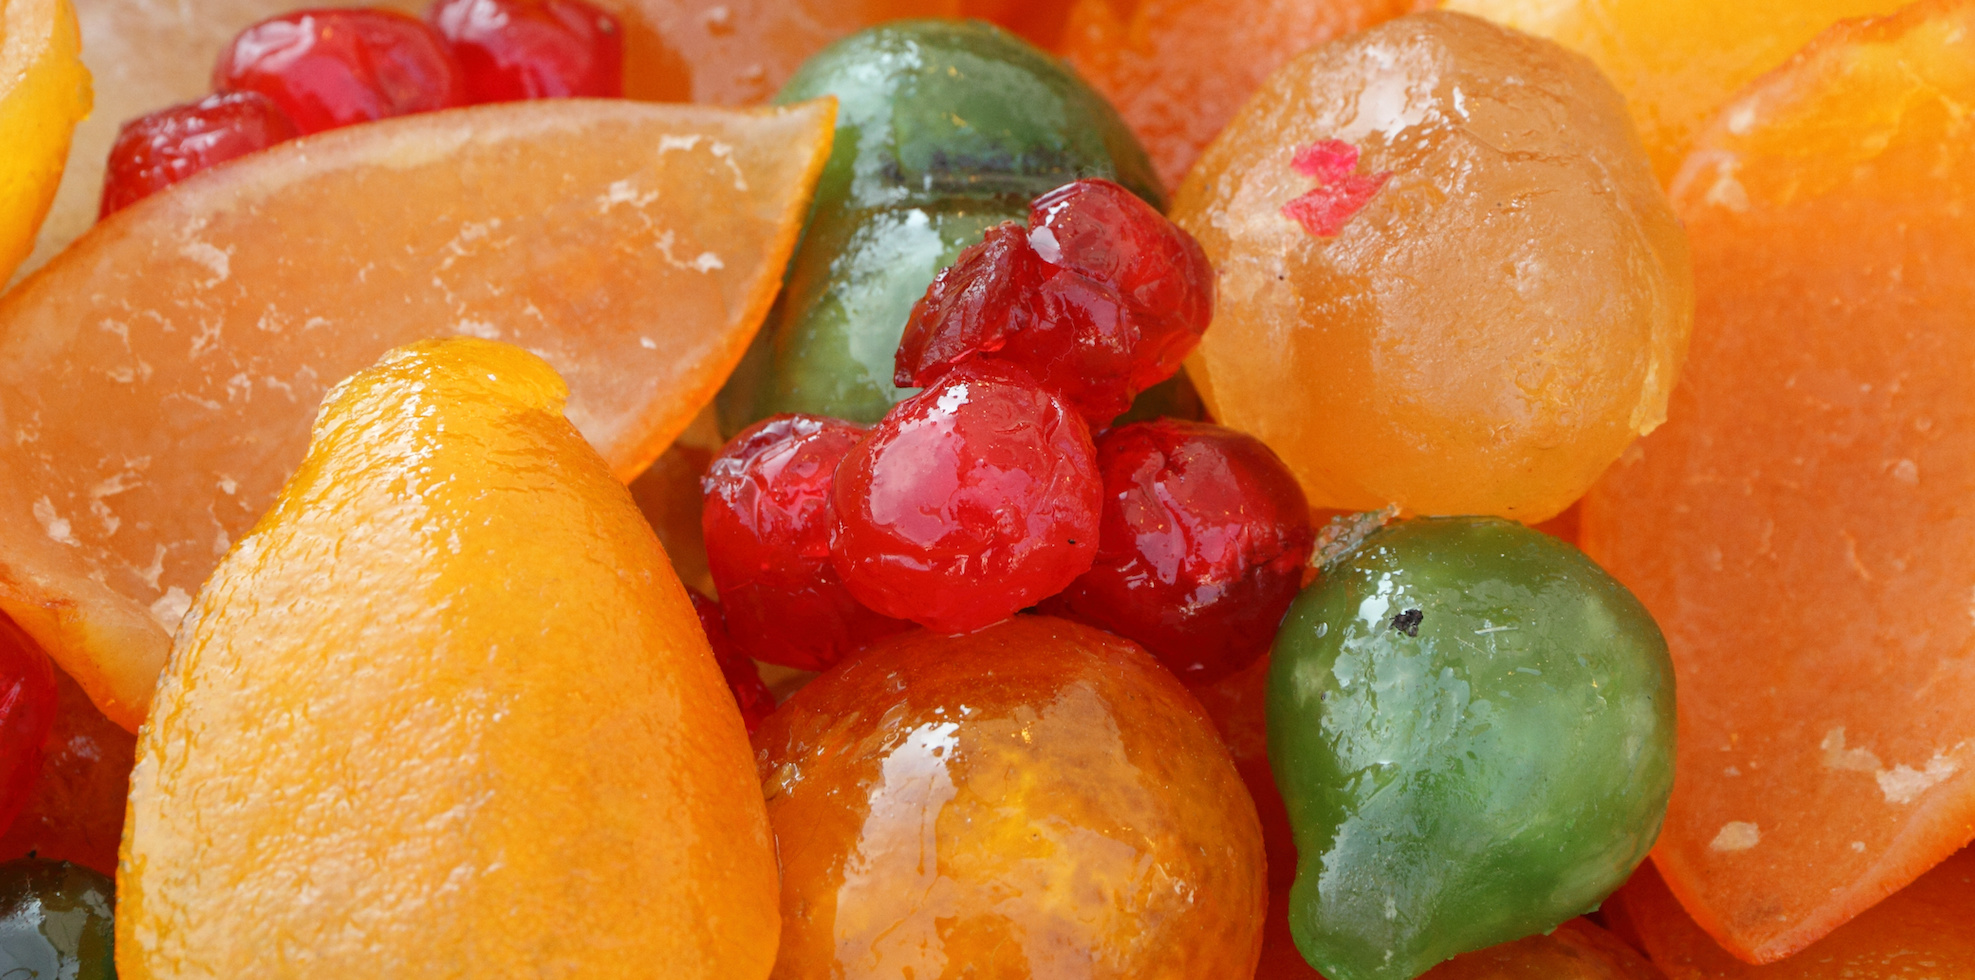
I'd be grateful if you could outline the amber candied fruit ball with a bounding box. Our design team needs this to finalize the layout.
[755,616,1268,979]
[1174,10,1692,523]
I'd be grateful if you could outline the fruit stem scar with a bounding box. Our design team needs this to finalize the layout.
[1282,139,1392,238]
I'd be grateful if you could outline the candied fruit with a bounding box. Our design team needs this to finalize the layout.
[755,616,1267,979]
[701,414,907,670]
[1605,854,1975,980]
[0,657,135,877]
[1445,0,1913,181]
[1042,420,1313,683]
[1174,11,1693,523]
[0,616,57,835]
[99,91,297,216]
[1580,0,1975,961]
[895,178,1215,426]
[121,339,778,977]
[829,367,1102,634]
[688,591,777,733]
[0,100,832,730]
[1061,0,1425,189]
[0,0,92,284]
[430,0,623,102]
[214,8,468,134]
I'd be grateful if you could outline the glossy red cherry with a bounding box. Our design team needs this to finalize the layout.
[701,414,909,671]
[1041,420,1314,683]
[0,617,59,833]
[428,0,622,103]
[215,8,468,134]
[895,178,1215,425]
[688,591,775,735]
[99,91,299,218]
[830,365,1103,634]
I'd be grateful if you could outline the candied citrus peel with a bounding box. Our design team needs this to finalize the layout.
[119,337,778,977]
[1583,0,1975,961]
[0,0,92,284]
[0,98,833,731]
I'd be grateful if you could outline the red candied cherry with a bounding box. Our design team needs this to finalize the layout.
[0,618,58,832]
[100,91,299,218]
[1041,420,1314,683]
[429,0,622,103]
[689,590,776,734]
[894,178,1215,426]
[830,364,1103,633]
[215,9,468,134]
[701,414,909,671]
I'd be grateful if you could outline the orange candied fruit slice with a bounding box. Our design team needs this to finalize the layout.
[1582,0,1975,962]
[1445,0,1911,182]
[1060,0,1426,190]
[0,98,833,731]
[0,0,92,283]
[1605,853,1975,979]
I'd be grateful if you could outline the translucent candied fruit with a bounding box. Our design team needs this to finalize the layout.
[1581,0,1975,962]
[754,616,1267,979]
[1173,11,1692,523]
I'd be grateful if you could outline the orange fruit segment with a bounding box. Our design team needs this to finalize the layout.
[0,0,92,284]
[599,0,961,104]
[1060,0,1427,190]
[119,337,779,977]
[1604,853,1975,979]
[12,0,422,286]
[0,618,133,878]
[1444,0,1912,182]
[1581,0,1975,962]
[0,97,833,732]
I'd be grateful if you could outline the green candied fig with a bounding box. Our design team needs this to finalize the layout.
[0,859,116,979]
[1268,517,1675,980]
[716,19,1162,432]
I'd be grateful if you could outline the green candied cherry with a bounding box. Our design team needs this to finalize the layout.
[715,18,1162,432]
[1268,516,1675,980]
[0,858,117,979]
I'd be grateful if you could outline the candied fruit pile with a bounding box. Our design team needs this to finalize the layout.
[4,2,1975,979]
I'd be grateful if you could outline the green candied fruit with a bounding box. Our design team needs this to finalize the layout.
[717,19,1162,433]
[0,859,117,980]
[1267,517,1675,980]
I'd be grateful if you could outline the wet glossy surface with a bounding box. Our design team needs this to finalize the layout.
[0,99,831,730]
[1174,11,1692,523]
[431,0,623,103]
[1605,853,1975,979]
[720,20,1161,431]
[0,615,57,836]
[99,91,298,216]
[1270,517,1675,980]
[755,615,1267,979]
[1580,0,1975,962]
[120,339,778,977]
[0,859,115,980]
[0,656,134,877]
[213,8,467,134]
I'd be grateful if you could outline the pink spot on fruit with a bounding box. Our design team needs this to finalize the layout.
[1283,139,1391,238]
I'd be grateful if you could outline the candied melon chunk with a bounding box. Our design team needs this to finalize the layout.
[1581,0,1975,962]
[1445,0,1912,181]
[1605,855,1975,979]
[0,98,833,731]
[1060,0,1424,190]
[119,338,777,977]
[1174,11,1692,523]
[0,0,92,283]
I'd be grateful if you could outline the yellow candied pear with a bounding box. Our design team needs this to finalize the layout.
[0,0,92,283]
[1443,0,1911,181]
[117,338,779,979]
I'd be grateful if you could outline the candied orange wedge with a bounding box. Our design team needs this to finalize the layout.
[1583,0,1975,962]
[0,0,92,284]
[0,98,833,731]
[1444,0,1910,181]
[119,337,778,978]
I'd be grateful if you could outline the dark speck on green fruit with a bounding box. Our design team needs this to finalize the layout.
[1267,516,1675,980]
